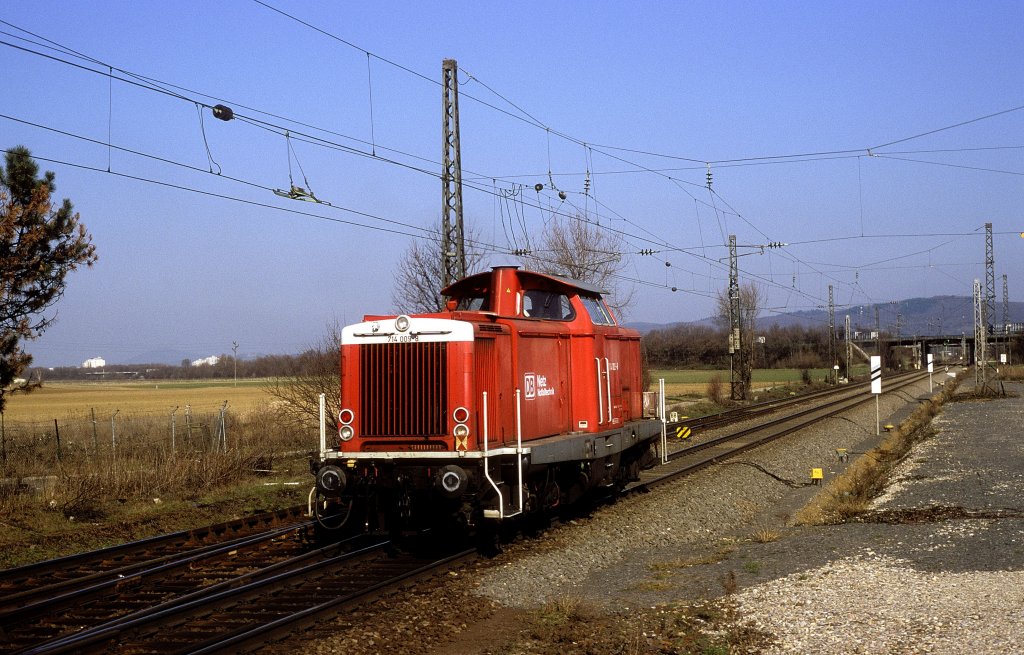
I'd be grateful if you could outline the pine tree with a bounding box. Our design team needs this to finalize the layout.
[1,146,97,410]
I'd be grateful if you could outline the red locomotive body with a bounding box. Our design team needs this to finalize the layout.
[311,266,662,533]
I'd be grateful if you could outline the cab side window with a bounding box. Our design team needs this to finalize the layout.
[523,289,575,320]
[456,292,489,311]
[580,295,615,325]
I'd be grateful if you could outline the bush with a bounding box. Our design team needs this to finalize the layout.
[706,375,726,405]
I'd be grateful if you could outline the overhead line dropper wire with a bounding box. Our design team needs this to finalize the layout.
[2,110,878,311]
[0,148,687,295]
[0,37,729,261]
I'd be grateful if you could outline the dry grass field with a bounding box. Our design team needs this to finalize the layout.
[3,379,277,421]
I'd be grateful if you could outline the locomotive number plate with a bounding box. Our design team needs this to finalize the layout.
[387,333,420,343]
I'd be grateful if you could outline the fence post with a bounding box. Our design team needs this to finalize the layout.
[218,401,229,452]
[170,406,179,454]
[185,404,192,444]
[54,418,62,462]
[111,409,120,458]
[90,407,98,453]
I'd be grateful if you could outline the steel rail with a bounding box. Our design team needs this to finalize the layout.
[187,548,476,655]
[0,519,312,629]
[641,370,931,491]
[21,539,471,655]
[666,369,924,435]
[0,504,308,591]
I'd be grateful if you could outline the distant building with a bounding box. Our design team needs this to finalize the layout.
[82,357,106,368]
[191,355,221,367]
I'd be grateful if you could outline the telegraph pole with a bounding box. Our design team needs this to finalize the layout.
[728,235,744,400]
[441,59,466,288]
[827,285,836,383]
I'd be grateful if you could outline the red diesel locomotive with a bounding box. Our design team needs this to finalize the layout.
[310,266,663,534]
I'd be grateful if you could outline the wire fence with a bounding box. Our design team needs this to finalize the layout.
[0,405,312,477]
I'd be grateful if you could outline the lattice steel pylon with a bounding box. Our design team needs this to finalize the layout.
[845,314,852,379]
[1003,273,1010,335]
[728,235,745,400]
[828,285,836,384]
[974,279,987,390]
[979,223,998,393]
[441,59,466,288]
[985,223,996,333]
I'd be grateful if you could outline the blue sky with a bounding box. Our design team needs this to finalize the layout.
[2,1,1022,367]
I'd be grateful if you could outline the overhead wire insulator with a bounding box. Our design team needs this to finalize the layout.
[705,163,713,191]
[211,104,234,121]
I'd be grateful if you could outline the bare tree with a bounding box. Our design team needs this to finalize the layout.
[521,214,634,318]
[263,323,342,430]
[391,221,488,314]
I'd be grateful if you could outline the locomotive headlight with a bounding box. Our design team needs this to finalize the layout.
[338,409,354,425]
[339,425,355,441]
[452,406,470,424]
[395,315,411,332]
[453,423,470,438]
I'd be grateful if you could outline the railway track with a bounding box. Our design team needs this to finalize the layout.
[665,369,925,436]
[0,505,308,603]
[1,370,935,654]
[11,535,473,655]
[641,369,932,490]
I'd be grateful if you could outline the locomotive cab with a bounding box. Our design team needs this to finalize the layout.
[310,267,662,537]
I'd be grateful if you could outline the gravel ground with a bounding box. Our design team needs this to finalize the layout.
[474,375,941,609]
[292,373,1005,654]
[726,380,1024,654]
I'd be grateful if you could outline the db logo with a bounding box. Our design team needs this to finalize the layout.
[524,373,536,399]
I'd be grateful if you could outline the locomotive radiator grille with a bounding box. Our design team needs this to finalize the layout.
[359,342,448,437]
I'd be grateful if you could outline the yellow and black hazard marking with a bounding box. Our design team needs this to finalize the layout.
[675,425,692,440]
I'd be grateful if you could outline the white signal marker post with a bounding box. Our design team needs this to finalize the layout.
[870,356,882,435]
[659,378,668,464]
[927,354,934,392]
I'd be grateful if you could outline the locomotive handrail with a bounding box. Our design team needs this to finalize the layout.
[481,391,503,519]
[514,388,524,517]
[605,357,613,424]
[481,390,525,520]
[595,357,604,425]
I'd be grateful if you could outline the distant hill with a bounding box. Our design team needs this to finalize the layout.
[631,295,1024,337]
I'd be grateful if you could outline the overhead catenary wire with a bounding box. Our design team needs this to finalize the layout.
[2,16,1008,315]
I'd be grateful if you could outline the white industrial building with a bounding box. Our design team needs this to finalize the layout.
[82,357,106,368]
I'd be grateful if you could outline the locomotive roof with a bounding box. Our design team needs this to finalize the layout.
[442,267,606,299]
